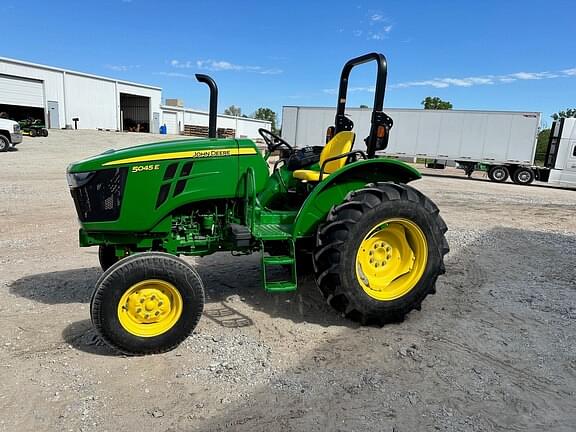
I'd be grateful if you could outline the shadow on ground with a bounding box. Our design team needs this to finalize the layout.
[11,250,354,358]
[176,227,576,431]
[10,266,100,304]
[7,228,576,430]
[62,319,118,357]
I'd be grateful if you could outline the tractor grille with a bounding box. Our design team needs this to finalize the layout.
[70,168,127,222]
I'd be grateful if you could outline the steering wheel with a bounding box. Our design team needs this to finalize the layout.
[258,128,293,153]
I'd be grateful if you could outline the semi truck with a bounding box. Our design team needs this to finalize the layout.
[281,106,576,188]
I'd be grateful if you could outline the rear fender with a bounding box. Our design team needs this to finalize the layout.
[292,158,421,237]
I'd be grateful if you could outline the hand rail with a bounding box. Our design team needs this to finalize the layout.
[245,167,257,230]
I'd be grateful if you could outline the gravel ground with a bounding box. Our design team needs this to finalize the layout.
[1,130,575,432]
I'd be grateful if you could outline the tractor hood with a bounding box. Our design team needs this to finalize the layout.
[66,135,268,233]
[67,137,241,173]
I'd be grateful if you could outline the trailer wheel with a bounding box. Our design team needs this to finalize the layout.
[0,135,9,152]
[29,129,37,137]
[42,128,49,137]
[512,167,534,185]
[98,245,120,271]
[487,165,509,182]
[91,252,204,355]
[313,182,449,325]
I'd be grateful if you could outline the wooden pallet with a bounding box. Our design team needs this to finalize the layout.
[183,124,235,138]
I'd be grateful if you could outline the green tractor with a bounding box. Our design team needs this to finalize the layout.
[67,53,449,355]
[19,118,48,137]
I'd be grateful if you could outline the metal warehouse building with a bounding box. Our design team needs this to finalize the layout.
[0,57,269,137]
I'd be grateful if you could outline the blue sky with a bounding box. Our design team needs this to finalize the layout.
[2,0,575,126]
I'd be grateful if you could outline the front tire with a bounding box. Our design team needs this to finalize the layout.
[0,135,9,152]
[91,252,205,355]
[313,182,449,325]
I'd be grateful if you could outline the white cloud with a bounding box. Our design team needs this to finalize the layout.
[322,67,576,92]
[370,14,384,22]
[154,71,197,79]
[508,71,557,80]
[391,67,576,89]
[105,64,140,72]
[323,86,375,95]
[170,58,282,75]
[170,59,194,68]
[369,25,393,40]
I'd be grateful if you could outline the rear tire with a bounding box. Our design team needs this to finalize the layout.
[91,252,204,355]
[313,182,449,325]
[488,165,509,182]
[42,128,49,137]
[98,245,120,271]
[511,167,534,185]
[0,135,9,152]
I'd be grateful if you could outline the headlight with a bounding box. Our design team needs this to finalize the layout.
[13,124,20,133]
[67,171,96,188]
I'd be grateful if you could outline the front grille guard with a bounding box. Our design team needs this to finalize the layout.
[70,168,127,222]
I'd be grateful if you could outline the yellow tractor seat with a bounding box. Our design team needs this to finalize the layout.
[293,131,356,181]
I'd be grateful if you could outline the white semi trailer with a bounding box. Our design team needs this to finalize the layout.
[281,106,576,188]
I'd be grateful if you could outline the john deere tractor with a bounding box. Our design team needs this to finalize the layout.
[67,53,449,355]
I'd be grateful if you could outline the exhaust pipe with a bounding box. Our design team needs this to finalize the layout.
[195,74,218,138]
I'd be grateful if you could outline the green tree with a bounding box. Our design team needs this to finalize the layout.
[359,104,369,108]
[253,107,278,133]
[223,105,242,117]
[534,129,550,166]
[421,96,453,110]
[551,108,576,120]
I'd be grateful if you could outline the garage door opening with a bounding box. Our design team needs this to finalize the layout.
[120,93,150,133]
[0,103,45,123]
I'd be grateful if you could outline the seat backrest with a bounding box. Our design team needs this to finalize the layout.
[320,131,356,174]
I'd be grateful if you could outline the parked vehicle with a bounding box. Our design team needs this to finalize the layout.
[282,107,576,188]
[66,53,449,355]
[0,118,23,152]
[19,118,48,137]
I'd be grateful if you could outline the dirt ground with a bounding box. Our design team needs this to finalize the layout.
[1,130,575,432]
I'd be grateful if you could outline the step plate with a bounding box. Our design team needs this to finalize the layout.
[264,281,297,292]
[253,224,292,240]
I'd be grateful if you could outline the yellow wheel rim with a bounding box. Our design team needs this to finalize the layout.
[355,218,428,301]
[117,279,183,337]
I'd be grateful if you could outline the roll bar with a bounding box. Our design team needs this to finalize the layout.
[195,74,218,139]
[333,52,393,158]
